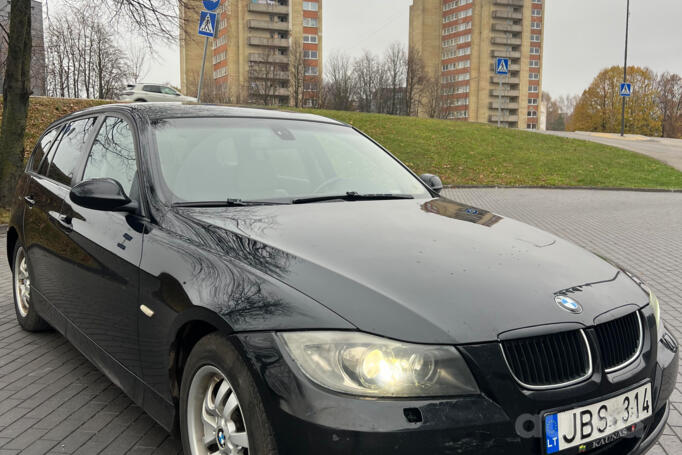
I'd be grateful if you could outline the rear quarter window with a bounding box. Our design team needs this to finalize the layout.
[29,127,61,174]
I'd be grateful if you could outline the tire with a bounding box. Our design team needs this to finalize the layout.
[180,333,278,455]
[11,242,49,332]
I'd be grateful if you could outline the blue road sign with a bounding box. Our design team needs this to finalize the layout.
[620,83,632,97]
[203,0,221,11]
[495,58,510,75]
[198,11,217,38]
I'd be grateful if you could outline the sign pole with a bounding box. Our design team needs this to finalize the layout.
[620,0,630,137]
[197,36,209,103]
[498,78,502,128]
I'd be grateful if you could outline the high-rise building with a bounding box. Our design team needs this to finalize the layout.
[180,0,322,107]
[410,0,545,129]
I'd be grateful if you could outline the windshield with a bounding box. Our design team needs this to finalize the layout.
[151,117,431,203]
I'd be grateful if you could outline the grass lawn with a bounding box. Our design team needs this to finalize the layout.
[296,109,682,190]
[2,99,681,226]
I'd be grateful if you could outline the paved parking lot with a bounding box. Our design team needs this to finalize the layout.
[1,187,681,454]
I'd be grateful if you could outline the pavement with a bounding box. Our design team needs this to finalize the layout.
[0,187,681,454]
[539,130,682,172]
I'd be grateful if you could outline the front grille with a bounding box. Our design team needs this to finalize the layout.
[594,311,642,372]
[501,330,591,389]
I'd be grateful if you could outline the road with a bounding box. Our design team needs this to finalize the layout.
[0,187,681,454]
[540,131,682,173]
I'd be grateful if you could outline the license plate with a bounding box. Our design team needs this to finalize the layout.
[544,383,651,454]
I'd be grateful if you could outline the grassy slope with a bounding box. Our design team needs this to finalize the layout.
[298,109,682,190]
[1,99,681,225]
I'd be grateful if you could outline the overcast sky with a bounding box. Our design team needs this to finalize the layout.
[148,0,682,98]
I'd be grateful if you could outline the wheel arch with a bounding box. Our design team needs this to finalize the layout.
[168,307,235,403]
[6,226,18,269]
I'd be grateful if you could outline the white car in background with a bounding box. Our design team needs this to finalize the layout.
[120,83,197,103]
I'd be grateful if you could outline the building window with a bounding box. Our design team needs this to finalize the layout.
[442,34,471,47]
[530,47,540,55]
[304,50,318,59]
[530,60,540,68]
[532,0,542,3]
[442,73,470,84]
[213,66,227,79]
[528,98,538,105]
[531,34,541,42]
[303,34,318,44]
[303,18,318,27]
[528,110,538,118]
[304,98,315,107]
[305,66,319,75]
[212,52,226,64]
[527,123,537,130]
[531,22,541,30]
[529,85,539,93]
[303,1,318,11]
[442,60,470,71]
[443,8,473,23]
[443,22,472,35]
[532,8,542,16]
[443,0,473,11]
[529,73,540,80]
[304,82,318,91]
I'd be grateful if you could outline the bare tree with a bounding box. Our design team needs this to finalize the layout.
[353,50,380,112]
[326,52,355,111]
[289,40,305,108]
[128,45,150,83]
[422,70,448,119]
[656,72,682,138]
[384,42,406,115]
[249,48,289,106]
[404,46,426,116]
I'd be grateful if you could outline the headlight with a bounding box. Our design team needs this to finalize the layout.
[279,331,479,397]
[623,270,663,336]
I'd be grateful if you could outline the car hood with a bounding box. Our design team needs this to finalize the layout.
[174,197,648,344]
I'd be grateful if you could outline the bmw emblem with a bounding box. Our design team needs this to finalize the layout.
[555,295,582,314]
[217,429,226,448]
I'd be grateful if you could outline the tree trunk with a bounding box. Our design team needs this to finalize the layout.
[0,0,32,207]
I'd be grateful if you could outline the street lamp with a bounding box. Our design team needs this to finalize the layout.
[620,0,630,137]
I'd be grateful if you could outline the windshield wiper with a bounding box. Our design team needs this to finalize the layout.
[172,199,286,208]
[292,192,414,205]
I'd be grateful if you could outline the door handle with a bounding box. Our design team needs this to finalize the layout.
[50,212,73,232]
[24,195,36,207]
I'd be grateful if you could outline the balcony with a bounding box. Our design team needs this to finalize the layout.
[492,23,523,33]
[249,70,290,80]
[248,20,289,31]
[492,49,521,58]
[247,3,289,15]
[249,53,289,64]
[492,10,523,20]
[248,37,289,47]
[493,0,523,6]
[490,89,520,97]
[491,75,520,84]
[490,101,519,109]
[492,36,522,46]
[489,114,519,122]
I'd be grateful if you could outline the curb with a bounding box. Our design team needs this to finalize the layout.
[443,185,682,194]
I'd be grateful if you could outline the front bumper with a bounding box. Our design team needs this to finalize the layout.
[235,323,678,454]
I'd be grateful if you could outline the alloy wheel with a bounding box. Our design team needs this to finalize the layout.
[13,247,30,318]
[187,365,250,455]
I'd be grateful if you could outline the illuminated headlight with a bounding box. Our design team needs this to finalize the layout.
[279,331,479,397]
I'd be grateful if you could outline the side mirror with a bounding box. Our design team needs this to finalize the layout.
[70,178,137,212]
[420,174,443,194]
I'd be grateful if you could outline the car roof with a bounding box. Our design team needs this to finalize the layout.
[52,103,348,127]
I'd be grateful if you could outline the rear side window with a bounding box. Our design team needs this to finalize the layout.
[82,117,138,195]
[30,127,60,173]
[47,117,97,186]
[143,85,161,93]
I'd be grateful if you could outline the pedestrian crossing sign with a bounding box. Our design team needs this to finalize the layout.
[496,58,510,75]
[198,11,217,38]
[620,83,632,97]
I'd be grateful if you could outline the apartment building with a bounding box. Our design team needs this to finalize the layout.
[180,0,322,106]
[410,0,545,129]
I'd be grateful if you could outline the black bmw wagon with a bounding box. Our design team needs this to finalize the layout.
[6,104,679,455]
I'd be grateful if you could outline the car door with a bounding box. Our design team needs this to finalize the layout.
[160,86,180,101]
[22,125,73,327]
[58,114,145,378]
[142,85,163,102]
